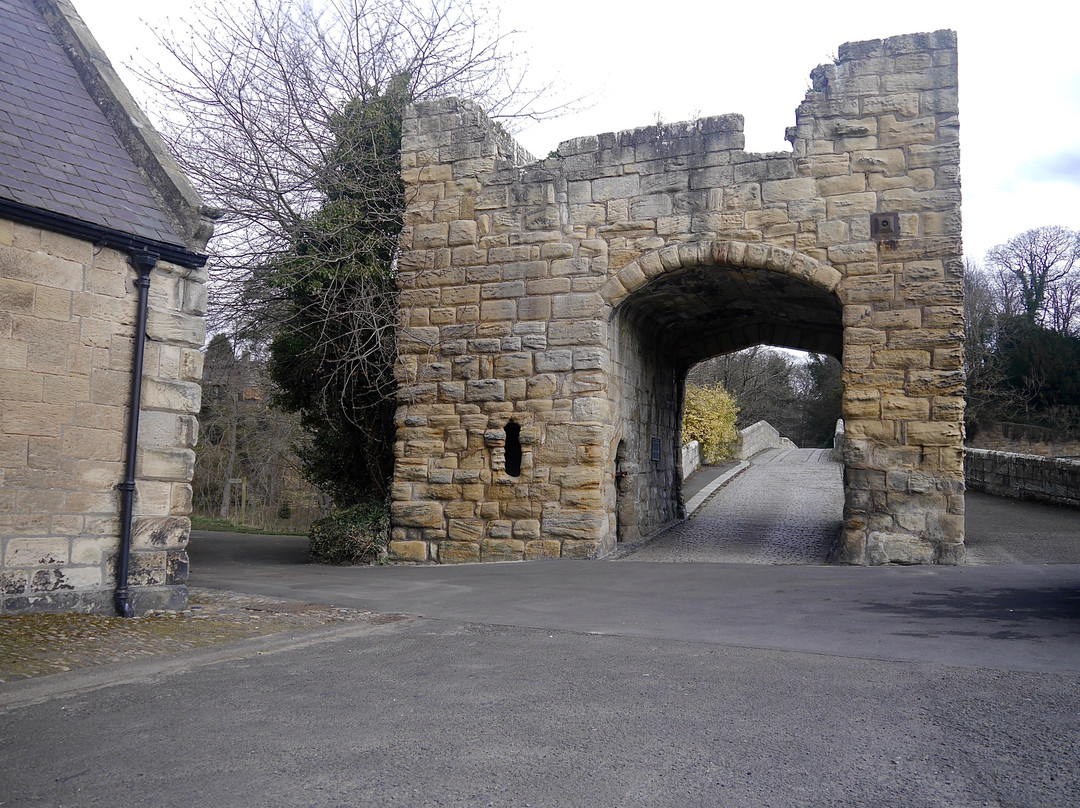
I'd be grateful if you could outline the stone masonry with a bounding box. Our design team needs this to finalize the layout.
[391,30,964,565]
[0,226,207,612]
[1,0,212,613]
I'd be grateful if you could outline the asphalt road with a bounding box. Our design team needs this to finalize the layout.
[2,488,1078,806]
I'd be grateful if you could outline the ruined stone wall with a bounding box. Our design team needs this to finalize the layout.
[967,422,1080,458]
[392,30,964,564]
[0,220,205,612]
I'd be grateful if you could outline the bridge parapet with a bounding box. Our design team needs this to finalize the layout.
[966,449,1080,509]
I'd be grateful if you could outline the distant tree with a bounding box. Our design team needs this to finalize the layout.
[1044,265,1080,336]
[997,317,1080,415]
[794,353,842,448]
[265,80,408,503]
[195,335,322,526]
[687,347,798,431]
[686,347,841,447]
[963,259,1021,428]
[986,226,1080,332]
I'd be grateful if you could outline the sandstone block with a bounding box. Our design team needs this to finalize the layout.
[465,379,505,402]
[543,511,606,540]
[560,539,603,559]
[494,353,533,378]
[905,421,960,446]
[881,394,930,420]
[481,539,524,561]
[132,516,190,549]
[874,349,930,368]
[867,531,934,565]
[137,447,196,482]
[513,519,541,540]
[448,518,484,542]
[592,175,640,202]
[69,536,115,565]
[392,501,444,529]
[141,378,201,414]
[31,565,103,592]
[145,307,205,348]
[388,540,429,562]
[4,537,67,567]
[524,539,561,559]
[448,220,477,246]
[438,541,480,563]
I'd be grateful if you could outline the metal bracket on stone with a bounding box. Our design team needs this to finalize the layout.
[870,212,900,242]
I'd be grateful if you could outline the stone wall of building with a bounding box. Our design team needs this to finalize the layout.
[392,30,964,564]
[0,221,205,612]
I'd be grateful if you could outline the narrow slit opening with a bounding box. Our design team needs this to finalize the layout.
[504,421,522,478]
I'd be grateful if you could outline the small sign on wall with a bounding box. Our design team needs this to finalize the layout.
[651,437,661,462]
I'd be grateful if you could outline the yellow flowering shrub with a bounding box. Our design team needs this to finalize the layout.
[683,384,739,463]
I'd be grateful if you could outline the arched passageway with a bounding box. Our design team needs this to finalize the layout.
[608,246,844,546]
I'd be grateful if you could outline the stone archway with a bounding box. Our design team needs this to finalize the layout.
[606,241,844,546]
[390,30,965,566]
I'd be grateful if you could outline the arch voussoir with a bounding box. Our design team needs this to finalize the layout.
[602,239,843,308]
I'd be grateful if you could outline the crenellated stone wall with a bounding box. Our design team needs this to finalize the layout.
[0,222,206,612]
[392,30,965,565]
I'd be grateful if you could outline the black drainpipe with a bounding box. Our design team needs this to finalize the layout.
[115,250,159,618]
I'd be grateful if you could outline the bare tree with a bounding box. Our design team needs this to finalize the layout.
[1044,268,1080,336]
[963,258,1020,426]
[686,347,841,447]
[142,0,554,323]
[138,0,561,503]
[196,335,327,529]
[986,225,1080,331]
[688,347,798,430]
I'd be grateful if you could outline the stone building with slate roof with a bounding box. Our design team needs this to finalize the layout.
[1,0,214,613]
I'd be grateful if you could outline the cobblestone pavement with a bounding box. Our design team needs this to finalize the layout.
[0,588,376,684]
[622,448,843,564]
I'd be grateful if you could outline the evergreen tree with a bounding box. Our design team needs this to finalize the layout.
[267,78,410,504]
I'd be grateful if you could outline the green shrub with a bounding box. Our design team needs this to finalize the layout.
[308,500,389,565]
[683,383,740,463]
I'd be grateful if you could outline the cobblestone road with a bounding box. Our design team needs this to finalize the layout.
[622,448,843,564]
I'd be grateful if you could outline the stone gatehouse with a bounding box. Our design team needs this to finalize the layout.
[390,30,964,565]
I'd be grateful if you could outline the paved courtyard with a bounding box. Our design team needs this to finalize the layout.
[3,453,1079,807]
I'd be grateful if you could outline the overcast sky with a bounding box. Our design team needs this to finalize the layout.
[73,0,1080,262]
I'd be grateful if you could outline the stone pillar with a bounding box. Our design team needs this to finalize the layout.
[787,31,965,563]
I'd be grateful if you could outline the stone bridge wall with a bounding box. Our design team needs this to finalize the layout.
[966,449,1080,509]
[391,30,964,565]
[736,421,797,461]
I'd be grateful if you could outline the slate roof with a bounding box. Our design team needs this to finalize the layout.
[0,0,185,247]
